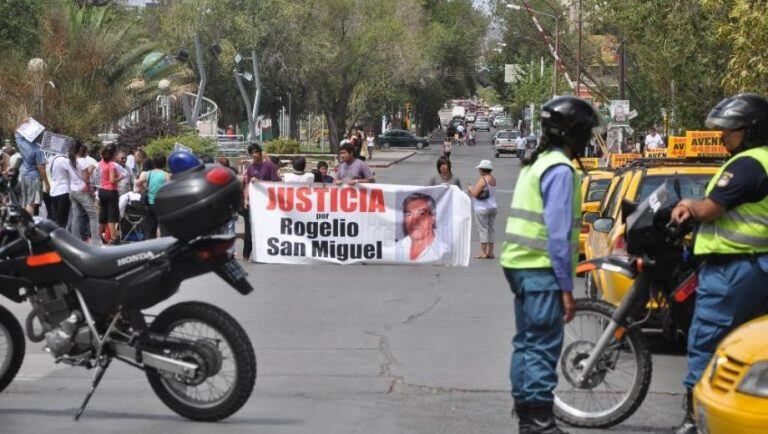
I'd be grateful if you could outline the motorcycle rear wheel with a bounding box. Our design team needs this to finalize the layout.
[0,305,24,393]
[554,299,652,428]
[146,302,256,421]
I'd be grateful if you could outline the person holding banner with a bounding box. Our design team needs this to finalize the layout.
[500,96,603,434]
[670,93,768,434]
[242,142,281,259]
[335,143,374,185]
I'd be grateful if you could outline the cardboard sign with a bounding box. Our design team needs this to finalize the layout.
[249,183,472,266]
[609,153,642,168]
[684,131,729,157]
[574,158,600,170]
[644,148,668,158]
[668,136,687,158]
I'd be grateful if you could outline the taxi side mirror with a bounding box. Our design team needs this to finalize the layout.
[583,212,600,224]
[593,217,615,233]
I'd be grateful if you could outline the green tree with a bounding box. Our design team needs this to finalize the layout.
[702,0,768,95]
[0,2,163,140]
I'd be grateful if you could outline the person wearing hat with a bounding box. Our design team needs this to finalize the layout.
[500,96,603,433]
[467,159,497,259]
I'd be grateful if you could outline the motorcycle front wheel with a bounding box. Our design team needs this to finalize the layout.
[554,299,652,428]
[146,301,256,421]
[0,305,24,393]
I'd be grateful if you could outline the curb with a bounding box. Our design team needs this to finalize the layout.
[368,151,417,168]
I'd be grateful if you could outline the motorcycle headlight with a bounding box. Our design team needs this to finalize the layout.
[737,361,768,398]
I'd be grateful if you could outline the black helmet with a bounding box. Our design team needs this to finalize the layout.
[540,96,604,155]
[705,93,768,148]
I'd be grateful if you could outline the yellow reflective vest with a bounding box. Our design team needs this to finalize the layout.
[694,146,768,256]
[500,149,582,270]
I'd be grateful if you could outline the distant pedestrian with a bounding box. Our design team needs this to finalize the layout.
[335,143,374,185]
[442,137,452,159]
[428,156,461,188]
[515,134,527,160]
[241,142,281,259]
[467,160,497,259]
[14,126,49,216]
[316,161,334,183]
[67,141,101,245]
[366,131,375,160]
[136,153,170,239]
[644,127,664,150]
[47,152,71,228]
[98,144,124,244]
[226,124,236,140]
[282,157,315,182]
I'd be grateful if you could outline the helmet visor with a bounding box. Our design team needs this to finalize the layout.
[705,116,746,131]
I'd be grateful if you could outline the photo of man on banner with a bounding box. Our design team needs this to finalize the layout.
[395,191,451,263]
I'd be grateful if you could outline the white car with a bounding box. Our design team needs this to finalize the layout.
[466,113,476,123]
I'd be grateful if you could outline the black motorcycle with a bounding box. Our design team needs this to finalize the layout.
[0,165,256,421]
[553,181,698,428]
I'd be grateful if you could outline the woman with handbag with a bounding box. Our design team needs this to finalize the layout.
[467,160,497,259]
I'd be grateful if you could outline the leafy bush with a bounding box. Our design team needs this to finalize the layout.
[264,138,301,154]
[144,134,217,159]
[117,115,181,149]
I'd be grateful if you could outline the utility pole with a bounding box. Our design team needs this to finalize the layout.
[619,40,626,100]
[576,0,582,97]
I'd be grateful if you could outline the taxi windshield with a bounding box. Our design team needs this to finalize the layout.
[637,174,711,202]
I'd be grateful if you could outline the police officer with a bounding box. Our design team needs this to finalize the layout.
[500,96,603,434]
[671,93,768,433]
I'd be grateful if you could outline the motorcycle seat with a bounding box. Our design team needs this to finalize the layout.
[49,229,177,278]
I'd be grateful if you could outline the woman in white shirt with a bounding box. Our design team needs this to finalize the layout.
[66,142,101,246]
[282,157,315,183]
[47,153,71,228]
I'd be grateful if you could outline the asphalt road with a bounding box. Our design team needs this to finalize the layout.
[0,130,688,434]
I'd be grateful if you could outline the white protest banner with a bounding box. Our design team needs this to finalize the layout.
[249,183,471,266]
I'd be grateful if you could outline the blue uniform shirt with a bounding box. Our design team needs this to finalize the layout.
[540,160,575,292]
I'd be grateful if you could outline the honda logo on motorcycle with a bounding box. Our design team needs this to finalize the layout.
[116,251,157,267]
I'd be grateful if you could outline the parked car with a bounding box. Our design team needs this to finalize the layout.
[378,129,429,149]
[466,112,476,123]
[474,117,491,131]
[493,116,511,128]
[578,169,615,256]
[526,133,538,149]
[492,129,520,157]
[496,118,514,130]
[446,119,466,138]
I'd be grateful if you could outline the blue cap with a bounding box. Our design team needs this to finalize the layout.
[168,150,201,174]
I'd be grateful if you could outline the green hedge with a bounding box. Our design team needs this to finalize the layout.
[264,137,300,154]
[144,134,217,158]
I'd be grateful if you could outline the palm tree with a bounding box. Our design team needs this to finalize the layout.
[0,1,177,140]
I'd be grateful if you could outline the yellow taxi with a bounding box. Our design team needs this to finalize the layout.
[578,169,615,256]
[582,160,719,303]
[694,315,768,434]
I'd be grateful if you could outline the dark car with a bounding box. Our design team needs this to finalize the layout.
[526,133,538,149]
[446,119,466,138]
[377,129,429,149]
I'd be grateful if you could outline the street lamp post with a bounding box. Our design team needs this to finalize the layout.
[507,3,560,97]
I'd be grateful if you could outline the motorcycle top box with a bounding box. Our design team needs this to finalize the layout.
[154,164,242,240]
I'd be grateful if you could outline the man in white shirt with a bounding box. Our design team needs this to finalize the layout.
[395,193,448,263]
[515,134,528,159]
[282,156,315,182]
[644,127,664,150]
